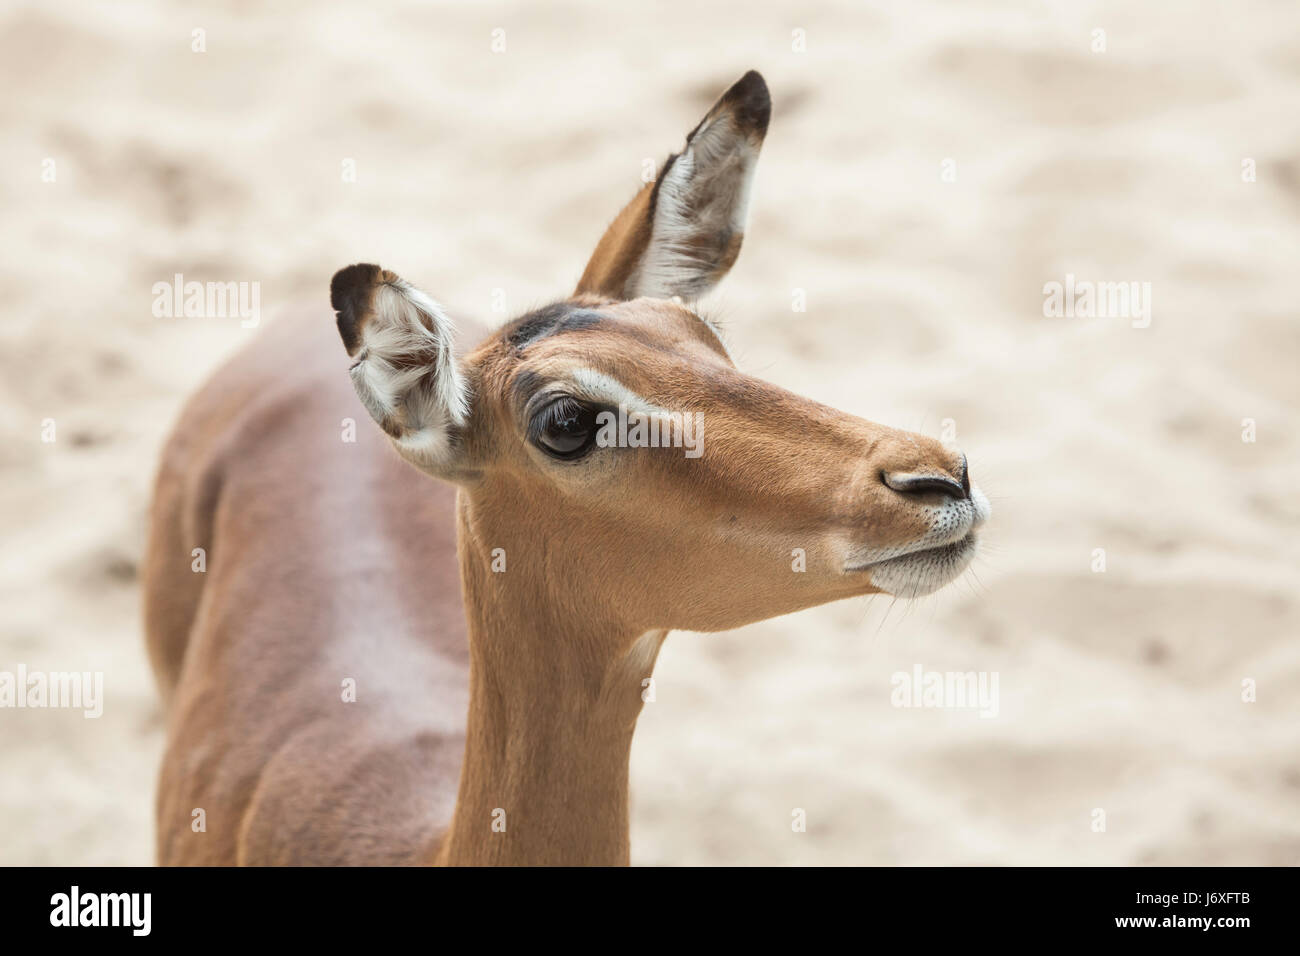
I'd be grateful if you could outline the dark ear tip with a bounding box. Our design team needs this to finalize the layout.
[330,263,382,354]
[330,263,382,312]
[722,70,771,137]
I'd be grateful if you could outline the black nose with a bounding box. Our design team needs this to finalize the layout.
[883,455,970,501]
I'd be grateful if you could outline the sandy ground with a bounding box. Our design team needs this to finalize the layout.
[2,0,1299,865]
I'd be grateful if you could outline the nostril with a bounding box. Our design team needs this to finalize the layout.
[883,470,968,501]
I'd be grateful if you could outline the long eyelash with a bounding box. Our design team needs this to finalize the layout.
[527,395,585,442]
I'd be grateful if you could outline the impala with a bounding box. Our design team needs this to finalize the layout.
[144,70,990,866]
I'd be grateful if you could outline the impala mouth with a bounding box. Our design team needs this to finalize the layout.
[848,531,980,597]
[843,530,977,573]
[842,483,991,597]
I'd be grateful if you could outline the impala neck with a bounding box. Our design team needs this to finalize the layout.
[433,494,665,866]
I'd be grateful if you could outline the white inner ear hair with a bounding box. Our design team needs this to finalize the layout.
[349,279,469,468]
[631,114,758,302]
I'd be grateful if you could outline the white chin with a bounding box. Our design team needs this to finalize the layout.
[869,533,977,598]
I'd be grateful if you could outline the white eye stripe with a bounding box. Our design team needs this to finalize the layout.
[564,368,671,417]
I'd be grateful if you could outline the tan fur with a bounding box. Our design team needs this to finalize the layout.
[575,184,654,299]
[146,71,982,866]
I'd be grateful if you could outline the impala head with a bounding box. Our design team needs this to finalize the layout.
[330,71,989,637]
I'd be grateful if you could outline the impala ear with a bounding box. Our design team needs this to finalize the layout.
[330,263,471,475]
[576,70,770,302]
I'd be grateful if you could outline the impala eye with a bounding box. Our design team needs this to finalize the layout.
[531,397,601,459]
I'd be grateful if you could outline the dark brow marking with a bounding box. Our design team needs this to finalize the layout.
[511,368,545,406]
[503,303,606,351]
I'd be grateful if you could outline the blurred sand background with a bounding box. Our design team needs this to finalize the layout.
[2,0,1299,865]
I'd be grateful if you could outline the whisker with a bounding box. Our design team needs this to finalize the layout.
[875,595,900,637]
